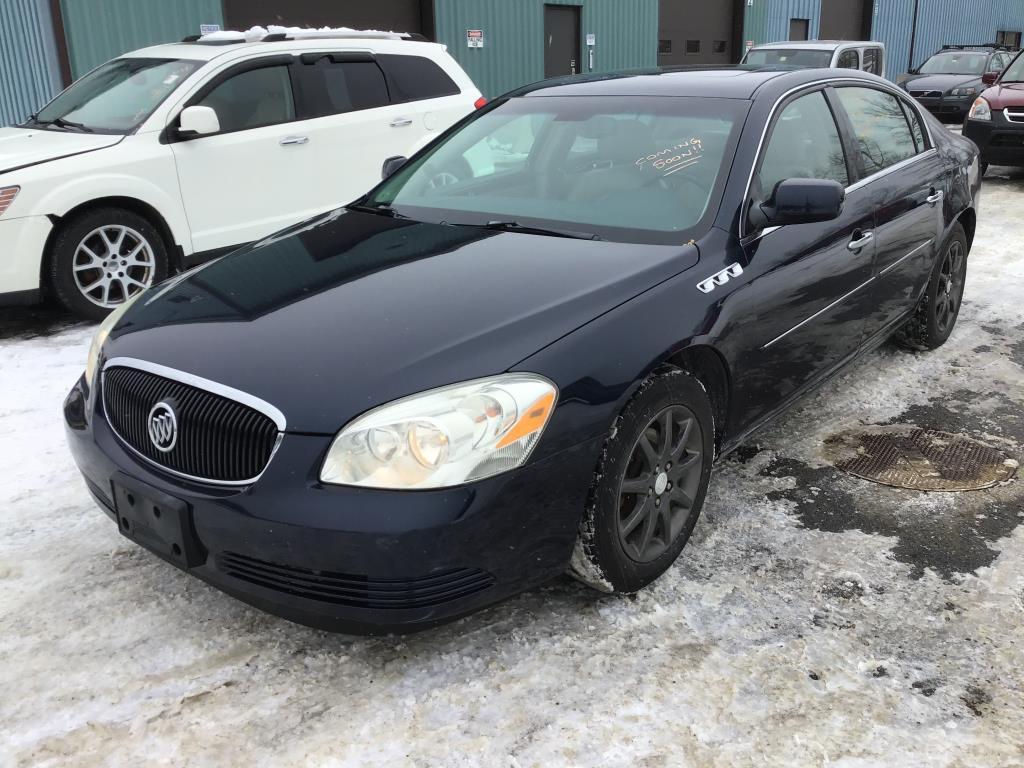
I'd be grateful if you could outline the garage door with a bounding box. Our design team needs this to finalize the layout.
[222,0,429,38]
[819,0,870,41]
[658,0,741,66]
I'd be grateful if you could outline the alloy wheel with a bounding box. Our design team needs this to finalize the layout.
[935,240,965,334]
[617,404,705,563]
[72,225,155,309]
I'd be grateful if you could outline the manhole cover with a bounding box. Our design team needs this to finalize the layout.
[824,426,1018,492]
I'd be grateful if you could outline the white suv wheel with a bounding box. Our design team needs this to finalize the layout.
[72,225,156,308]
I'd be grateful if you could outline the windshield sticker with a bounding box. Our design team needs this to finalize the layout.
[636,138,704,176]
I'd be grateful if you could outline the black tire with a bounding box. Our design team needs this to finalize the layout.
[48,206,169,322]
[569,367,715,593]
[892,223,968,351]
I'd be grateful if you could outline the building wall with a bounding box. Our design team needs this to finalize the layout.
[435,0,658,98]
[0,0,64,126]
[872,0,1024,76]
[59,0,224,77]
[744,0,822,47]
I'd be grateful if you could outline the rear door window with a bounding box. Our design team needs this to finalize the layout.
[377,54,461,103]
[299,56,390,117]
[195,65,295,133]
[836,49,860,69]
[835,87,918,176]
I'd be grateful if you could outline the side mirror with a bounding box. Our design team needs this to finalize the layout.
[750,178,845,230]
[982,71,1000,86]
[382,155,407,179]
[177,106,220,138]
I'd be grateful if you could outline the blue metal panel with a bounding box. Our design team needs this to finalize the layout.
[0,0,63,126]
[744,0,822,46]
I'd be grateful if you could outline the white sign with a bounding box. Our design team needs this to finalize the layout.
[199,23,221,35]
[586,33,596,47]
[467,29,484,48]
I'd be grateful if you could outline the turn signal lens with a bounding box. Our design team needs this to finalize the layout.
[320,374,557,489]
[0,186,19,216]
[968,97,992,121]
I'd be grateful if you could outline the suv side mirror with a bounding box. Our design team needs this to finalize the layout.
[382,155,407,179]
[178,106,220,138]
[751,178,845,230]
[982,71,1000,86]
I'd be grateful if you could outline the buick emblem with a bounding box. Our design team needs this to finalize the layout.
[148,401,178,452]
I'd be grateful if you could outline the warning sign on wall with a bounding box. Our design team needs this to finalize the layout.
[467,29,484,48]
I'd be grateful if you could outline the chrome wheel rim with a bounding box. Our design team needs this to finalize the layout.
[73,225,155,309]
[617,405,704,563]
[935,240,965,334]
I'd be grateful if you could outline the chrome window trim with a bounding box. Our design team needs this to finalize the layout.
[761,238,933,349]
[101,356,287,487]
[741,77,936,240]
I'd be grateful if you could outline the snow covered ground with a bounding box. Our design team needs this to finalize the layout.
[2,171,1023,768]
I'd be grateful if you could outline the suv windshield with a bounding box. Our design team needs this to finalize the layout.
[1002,53,1024,82]
[28,58,201,134]
[361,95,746,245]
[743,49,833,68]
[918,51,988,75]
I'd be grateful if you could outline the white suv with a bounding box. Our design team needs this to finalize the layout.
[0,29,482,319]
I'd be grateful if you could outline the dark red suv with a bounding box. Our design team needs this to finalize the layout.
[964,50,1024,172]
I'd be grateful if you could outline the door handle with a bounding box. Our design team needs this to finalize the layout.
[847,231,874,251]
[390,118,414,128]
[279,135,308,146]
[926,189,944,205]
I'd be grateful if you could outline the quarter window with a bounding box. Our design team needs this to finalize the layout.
[900,100,927,153]
[836,87,918,175]
[758,91,849,198]
[377,54,460,102]
[195,65,295,133]
[836,49,860,69]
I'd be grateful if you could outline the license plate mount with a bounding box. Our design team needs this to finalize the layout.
[111,472,206,569]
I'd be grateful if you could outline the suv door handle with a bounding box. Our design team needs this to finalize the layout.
[926,189,944,205]
[390,118,414,128]
[847,231,874,251]
[279,135,309,146]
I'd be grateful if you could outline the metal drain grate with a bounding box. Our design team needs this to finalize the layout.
[825,426,1018,492]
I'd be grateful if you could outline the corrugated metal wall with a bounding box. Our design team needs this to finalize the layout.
[0,0,63,126]
[59,0,224,77]
[744,0,822,47]
[435,0,658,98]
[872,0,1024,76]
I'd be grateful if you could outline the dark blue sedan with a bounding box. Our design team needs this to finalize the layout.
[65,67,981,633]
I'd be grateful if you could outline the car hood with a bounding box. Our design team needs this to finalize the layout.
[0,127,122,176]
[106,209,700,433]
[981,81,1024,108]
[903,73,981,92]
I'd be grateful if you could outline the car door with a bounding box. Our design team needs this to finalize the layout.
[169,56,320,254]
[375,53,470,141]
[833,86,945,339]
[729,88,876,424]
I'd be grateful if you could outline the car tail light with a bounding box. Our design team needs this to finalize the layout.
[0,186,19,216]
[474,97,488,109]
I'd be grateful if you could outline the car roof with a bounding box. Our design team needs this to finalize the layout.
[121,36,449,63]
[515,67,883,100]
[749,40,881,51]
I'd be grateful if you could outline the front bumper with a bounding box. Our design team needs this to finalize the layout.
[910,94,974,121]
[64,376,602,634]
[0,215,51,303]
[963,114,1024,167]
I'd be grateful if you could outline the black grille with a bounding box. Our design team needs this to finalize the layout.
[218,552,495,610]
[103,366,279,483]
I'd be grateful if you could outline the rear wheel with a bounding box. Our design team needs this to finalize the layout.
[49,207,168,321]
[893,223,968,351]
[569,368,714,593]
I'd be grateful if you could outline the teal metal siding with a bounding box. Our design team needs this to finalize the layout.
[744,0,822,47]
[435,0,658,98]
[59,0,224,77]
[872,0,1024,76]
[0,0,63,126]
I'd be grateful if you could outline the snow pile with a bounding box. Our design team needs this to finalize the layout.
[199,26,411,43]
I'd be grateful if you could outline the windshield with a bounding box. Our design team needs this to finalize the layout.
[29,58,201,134]
[743,49,833,68]
[1003,52,1024,82]
[362,95,746,245]
[918,51,988,75]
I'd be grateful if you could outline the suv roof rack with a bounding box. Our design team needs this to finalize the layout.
[182,27,429,45]
[940,43,1016,51]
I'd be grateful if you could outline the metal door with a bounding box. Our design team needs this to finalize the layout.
[544,5,581,78]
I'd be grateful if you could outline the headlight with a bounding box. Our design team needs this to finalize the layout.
[320,374,557,489]
[968,97,992,121]
[0,186,19,217]
[84,292,143,387]
[950,86,978,97]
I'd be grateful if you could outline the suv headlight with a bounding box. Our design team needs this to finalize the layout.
[968,97,992,121]
[950,86,978,97]
[0,186,19,217]
[320,374,557,489]
[84,292,142,387]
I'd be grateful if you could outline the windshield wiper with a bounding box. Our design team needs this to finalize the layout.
[28,114,93,132]
[347,202,410,219]
[481,220,603,241]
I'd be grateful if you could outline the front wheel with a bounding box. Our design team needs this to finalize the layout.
[569,368,715,593]
[48,207,169,321]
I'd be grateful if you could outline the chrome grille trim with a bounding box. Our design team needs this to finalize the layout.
[1004,108,1024,123]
